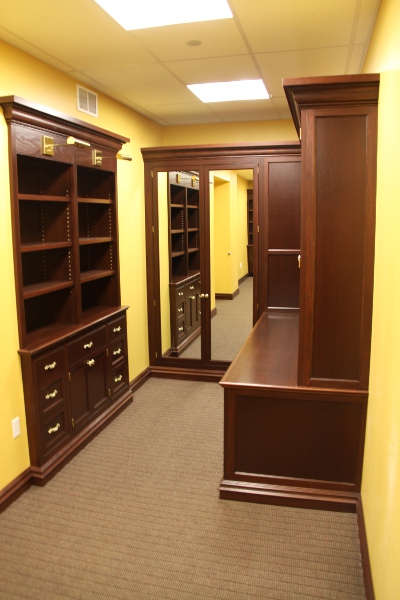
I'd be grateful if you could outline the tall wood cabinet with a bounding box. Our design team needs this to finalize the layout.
[1,96,133,484]
[220,74,379,511]
[168,171,201,355]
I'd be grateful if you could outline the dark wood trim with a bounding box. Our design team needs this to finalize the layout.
[149,365,225,382]
[0,467,32,514]
[30,390,133,486]
[357,497,376,600]
[219,480,358,513]
[130,367,151,393]
[141,141,301,162]
[283,74,380,137]
[0,95,129,147]
[215,288,239,301]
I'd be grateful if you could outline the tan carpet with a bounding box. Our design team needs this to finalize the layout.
[0,378,365,599]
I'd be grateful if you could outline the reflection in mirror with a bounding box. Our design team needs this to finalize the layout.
[210,169,254,361]
[158,171,201,360]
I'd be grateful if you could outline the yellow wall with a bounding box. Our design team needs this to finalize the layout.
[0,40,163,490]
[237,175,251,279]
[362,1,400,598]
[163,119,297,145]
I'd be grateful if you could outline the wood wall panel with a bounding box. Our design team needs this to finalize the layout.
[312,115,366,382]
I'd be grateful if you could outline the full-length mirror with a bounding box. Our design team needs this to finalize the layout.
[208,169,254,362]
[158,170,202,360]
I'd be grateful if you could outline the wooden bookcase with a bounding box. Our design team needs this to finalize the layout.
[1,96,133,484]
[168,171,201,355]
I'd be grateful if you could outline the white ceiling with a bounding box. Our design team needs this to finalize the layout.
[0,0,381,126]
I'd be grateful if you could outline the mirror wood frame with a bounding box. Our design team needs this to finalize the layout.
[141,141,301,381]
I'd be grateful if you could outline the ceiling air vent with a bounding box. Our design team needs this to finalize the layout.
[76,85,98,117]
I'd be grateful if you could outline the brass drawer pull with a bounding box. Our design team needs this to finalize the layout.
[189,285,194,290]
[86,359,95,367]
[190,295,196,299]
[45,390,58,400]
[178,326,184,332]
[114,375,123,383]
[44,361,57,371]
[48,423,61,434]
[178,292,184,296]
[113,326,121,333]
[83,341,93,349]
[178,308,183,313]
[113,348,122,356]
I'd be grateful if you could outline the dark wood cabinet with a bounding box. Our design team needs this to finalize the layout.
[220,74,379,511]
[1,96,133,484]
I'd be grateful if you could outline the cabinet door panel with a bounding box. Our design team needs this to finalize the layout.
[69,363,90,430]
[87,350,108,412]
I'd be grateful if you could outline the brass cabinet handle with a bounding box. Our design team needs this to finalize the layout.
[199,293,209,299]
[86,359,95,367]
[178,292,184,296]
[114,375,123,383]
[44,361,57,371]
[83,341,93,349]
[113,326,121,333]
[48,423,61,434]
[178,326,184,331]
[45,389,58,400]
[178,308,183,313]
[298,254,301,268]
[113,348,122,356]
[189,285,194,290]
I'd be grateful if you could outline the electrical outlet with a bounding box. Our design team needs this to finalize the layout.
[12,417,20,439]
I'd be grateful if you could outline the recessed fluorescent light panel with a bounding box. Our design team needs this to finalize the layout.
[94,0,233,30]
[188,80,270,103]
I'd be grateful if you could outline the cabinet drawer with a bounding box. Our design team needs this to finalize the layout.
[39,377,65,413]
[41,409,70,456]
[108,315,126,339]
[110,337,127,365]
[35,348,65,384]
[111,363,129,397]
[67,325,107,365]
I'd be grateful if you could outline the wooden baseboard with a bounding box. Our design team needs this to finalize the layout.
[149,364,225,382]
[216,288,239,301]
[238,273,250,285]
[130,367,151,392]
[357,497,375,600]
[0,467,32,514]
[219,479,358,513]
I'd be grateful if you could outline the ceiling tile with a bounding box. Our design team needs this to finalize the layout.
[256,46,349,97]
[145,103,223,125]
[0,0,155,71]
[82,63,196,106]
[210,99,279,122]
[347,44,367,73]
[230,0,357,53]
[355,0,382,44]
[166,55,259,85]
[130,20,248,62]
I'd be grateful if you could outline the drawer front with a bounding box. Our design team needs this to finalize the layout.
[67,325,107,365]
[41,408,70,457]
[110,337,127,366]
[39,377,66,413]
[110,363,129,398]
[108,314,127,340]
[35,348,65,384]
